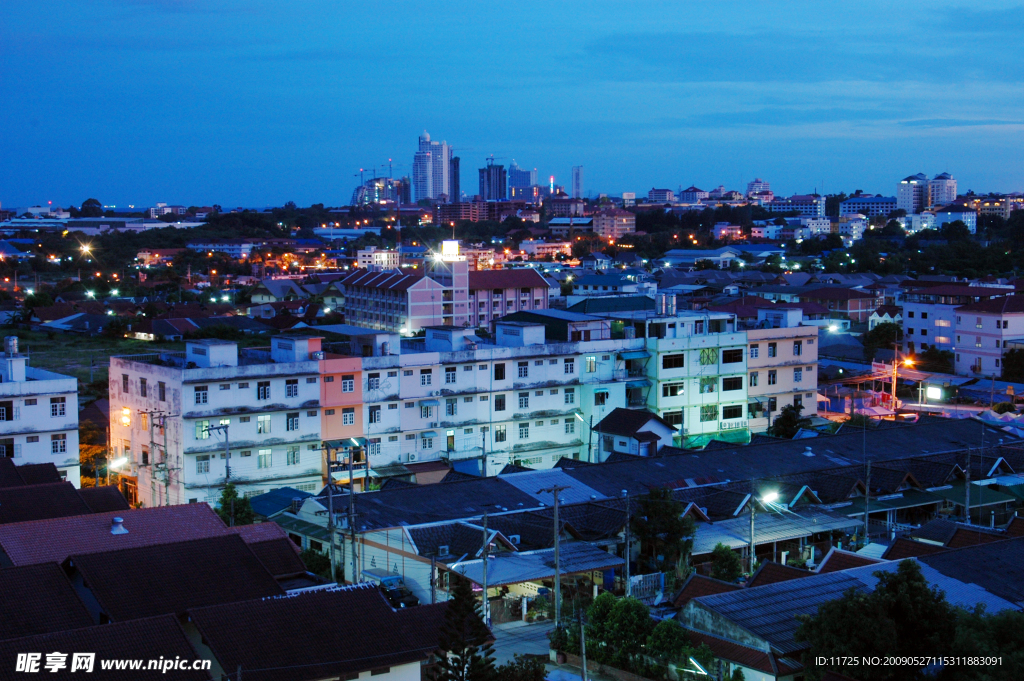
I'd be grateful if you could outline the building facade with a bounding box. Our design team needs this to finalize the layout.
[839,196,897,218]
[765,195,825,218]
[593,208,636,239]
[897,173,929,214]
[928,173,957,207]
[744,309,819,433]
[412,131,452,202]
[478,161,507,201]
[902,285,1012,355]
[953,297,1024,377]
[356,247,401,270]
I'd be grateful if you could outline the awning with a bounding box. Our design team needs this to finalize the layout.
[619,350,651,360]
[331,468,379,483]
[930,482,1018,508]
[856,406,895,417]
[419,430,438,438]
[626,379,652,388]
[449,542,624,587]
[418,399,439,407]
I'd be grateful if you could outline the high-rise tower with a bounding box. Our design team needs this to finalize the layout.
[571,166,584,199]
[412,131,452,202]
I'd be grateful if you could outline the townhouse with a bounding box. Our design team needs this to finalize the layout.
[953,296,1024,377]
[109,337,324,506]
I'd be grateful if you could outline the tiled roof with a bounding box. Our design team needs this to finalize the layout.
[189,585,448,681]
[11,463,62,486]
[955,295,1024,314]
[1005,516,1024,537]
[0,503,232,566]
[0,482,92,524]
[672,573,741,607]
[0,563,94,641]
[0,616,210,681]
[882,538,950,560]
[593,407,676,437]
[917,536,1024,605]
[815,547,883,574]
[249,487,313,518]
[228,521,290,544]
[801,287,877,301]
[246,537,307,578]
[946,527,1007,549]
[683,629,801,676]
[746,561,813,588]
[335,269,426,292]
[77,486,131,513]
[468,269,549,291]
[67,535,284,620]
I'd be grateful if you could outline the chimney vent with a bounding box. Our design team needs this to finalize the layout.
[803,446,815,457]
[111,517,128,535]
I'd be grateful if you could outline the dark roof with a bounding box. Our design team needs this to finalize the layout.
[0,616,210,680]
[801,287,877,301]
[882,537,951,560]
[440,470,481,484]
[189,585,449,681]
[955,296,1024,314]
[0,458,25,488]
[77,486,131,513]
[917,537,1024,604]
[407,521,494,559]
[249,487,313,518]
[500,463,534,474]
[947,526,1008,549]
[0,482,93,524]
[66,535,284,620]
[908,518,961,544]
[816,548,883,574]
[1006,516,1024,537]
[10,462,63,486]
[683,629,802,676]
[468,269,548,291]
[334,269,426,292]
[568,296,655,314]
[0,563,94,641]
[593,408,676,437]
[673,573,741,607]
[746,561,813,588]
[246,537,307,578]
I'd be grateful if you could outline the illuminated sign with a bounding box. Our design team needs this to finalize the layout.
[439,240,465,262]
[926,387,942,400]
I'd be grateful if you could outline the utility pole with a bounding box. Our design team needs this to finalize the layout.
[749,497,756,574]
[864,461,871,544]
[348,443,362,583]
[538,484,570,628]
[579,613,588,681]
[965,445,972,525]
[622,489,631,597]
[481,512,490,626]
[587,415,594,463]
[205,423,231,522]
[325,441,338,581]
[891,341,899,408]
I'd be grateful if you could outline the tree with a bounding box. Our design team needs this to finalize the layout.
[23,291,54,309]
[709,543,743,582]
[940,607,1024,681]
[605,597,652,665]
[496,655,544,681]
[299,548,333,581]
[630,487,697,573]
[215,483,255,526]
[769,403,811,439]
[646,618,691,662]
[1003,348,1024,383]
[80,198,104,218]
[940,220,971,241]
[862,321,902,362]
[432,574,496,681]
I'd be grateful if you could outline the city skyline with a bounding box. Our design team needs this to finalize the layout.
[2,0,1023,208]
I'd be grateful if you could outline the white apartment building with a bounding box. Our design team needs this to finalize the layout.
[902,285,1012,355]
[357,323,639,476]
[356,247,401,270]
[801,217,833,236]
[518,241,571,258]
[836,218,866,241]
[897,174,929,214]
[109,337,323,507]
[928,173,957,207]
[0,337,80,486]
[593,209,636,239]
[953,297,1024,377]
[744,309,819,433]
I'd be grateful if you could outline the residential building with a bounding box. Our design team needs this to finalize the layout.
[548,216,593,237]
[954,296,1024,377]
[765,194,825,218]
[356,246,401,270]
[868,305,902,331]
[744,308,819,433]
[186,238,262,259]
[319,353,364,450]
[478,159,507,201]
[648,188,676,203]
[660,247,742,269]
[109,337,324,507]
[839,195,896,217]
[897,173,929,214]
[928,172,957,207]
[902,284,1012,354]
[328,269,454,332]
[748,190,775,206]
[467,268,550,329]
[350,176,410,206]
[679,186,708,203]
[412,131,451,202]
[0,337,80,486]
[622,192,636,207]
[518,240,571,258]
[751,224,782,240]
[835,217,866,241]
[801,217,833,236]
[798,287,882,323]
[570,273,646,298]
[148,203,187,218]
[593,408,677,459]
[508,161,537,192]
[593,208,636,239]
[746,178,771,197]
[934,205,978,233]
[571,165,584,199]
[545,195,586,217]
[978,196,1011,220]
[713,223,744,240]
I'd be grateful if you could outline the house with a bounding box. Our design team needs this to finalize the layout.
[954,295,1024,377]
[579,252,613,270]
[868,305,902,331]
[250,278,308,304]
[798,287,881,323]
[593,408,677,458]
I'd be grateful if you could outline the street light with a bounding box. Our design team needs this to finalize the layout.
[749,489,778,573]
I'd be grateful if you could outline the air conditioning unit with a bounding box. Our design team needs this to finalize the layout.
[508,534,521,545]
[408,453,418,462]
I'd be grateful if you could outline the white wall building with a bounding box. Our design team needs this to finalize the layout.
[0,337,80,486]
[897,173,929,214]
[356,247,401,270]
[953,297,1024,377]
[744,309,819,433]
[928,173,957,207]
[109,337,323,507]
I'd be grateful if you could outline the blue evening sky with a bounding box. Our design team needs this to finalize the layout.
[2,0,1023,209]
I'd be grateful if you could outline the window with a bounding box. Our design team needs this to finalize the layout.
[908,311,915,318]
[722,377,743,391]
[26,435,38,443]
[220,384,230,391]
[405,402,414,409]
[238,382,250,389]
[699,377,717,394]
[495,394,506,411]
[479,364,487,371]
[519,423,529,439]
[700,405,718,422]
[196,455,210,474]
[564,358,575,374]
[749,371,759,387]
[368,373,381,390]
[47,433,67,454]
[663,410,682,426]
[258,449,272,468]
[122,374,129,393]
[257,382,270,400]
[420,369,432,386]
[1003,320,1009,329]
[196,420,210,439]
[445,367,457,384]
[141,413,148,430]
[564,389,575,405]
[699,348,718,365]
[662,354,685,369]
[586,356,596,372]
[388,403,397,410]
[518,392,529,409]
[445,399,457,416]
[369,406,381,423]
[286,413,299,431]
[342,407,355,425]
[140,378,147,397]
[286,379,298,397]
[287,446,300,465]
[921,312,928,320]
[907,328,914,335]
[921,329,928,336]
[794,368,803,383]
[594,391,608,406]
[565,419,575,434]
[768,343,777,358]
[793,341,802,356]
[421,405,432,418]
[768,397,777,412]
[257,415,272,434]
[324,376,335,383]
[768,370,777,385]
[24,399,36,406]
[50,397,66,417]
[421,436,433,449]
[194,386,208,405]
[306,377,317,384]
[240,416,250,422]
[749,344,759,359]
[495,425,507,442]
[464,365,474,371]
[518,361,529,378]
[325,408,335,415]
[976,317,983,329]
[158,381,166,401]
[723,405,743,420]
[662,383,684,397]
[722,349,743,364]
[307,410,317,417]
[406,433,415,440]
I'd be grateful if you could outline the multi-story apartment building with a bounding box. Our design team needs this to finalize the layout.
[897,173,929,214]
[356,247,401,270]
[109,337,323,507]
[746,178,771,197]
[928,173,957,207]
[902,284,1012,354]
[0,337,80,486]
[679,186,709,203]
[412,131,451,202]
[593,208,636,239]
[798,287,881,323]
[839,195,897,218]
[953,297,1024,377]
[648,188,676,203]
[934,205,977,234]
[744,309,819,433]
[466,269,550,329]
[518,241,571,258]
[765,194,825,218]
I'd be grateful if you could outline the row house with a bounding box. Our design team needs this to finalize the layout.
[109,337,324,507]
[901,284,1012,355]
[953,296,1024,377]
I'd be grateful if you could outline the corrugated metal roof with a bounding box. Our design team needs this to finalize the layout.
[498,469,608,506]
[450,542,622,586]
[692,509,863,556]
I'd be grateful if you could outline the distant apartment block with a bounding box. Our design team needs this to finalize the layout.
[954,296,1024,377]
[648,188,676,203]
[902,284,1012,355]
[593,208,636,239]
[413,131,452,202]
[934,205,978,233]
[357,247,401,270]
[572,166,584,199]
[897,173,929,214]
[928,172,957,207]
[508,161,537,192]
[765,195,825,218]
[746,178,771,196]
[148,203,187,218]
[713,223,744,240]
[478,159,507,201]
[679,186,708,203]
[839,195,897,217]
[518,241,572,258]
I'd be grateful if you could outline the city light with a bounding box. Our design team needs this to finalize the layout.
[120,407,131,427]
[86,291,95,298]
[111,289,118,296]
[110,457,128,468]
[761,491,779,504]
